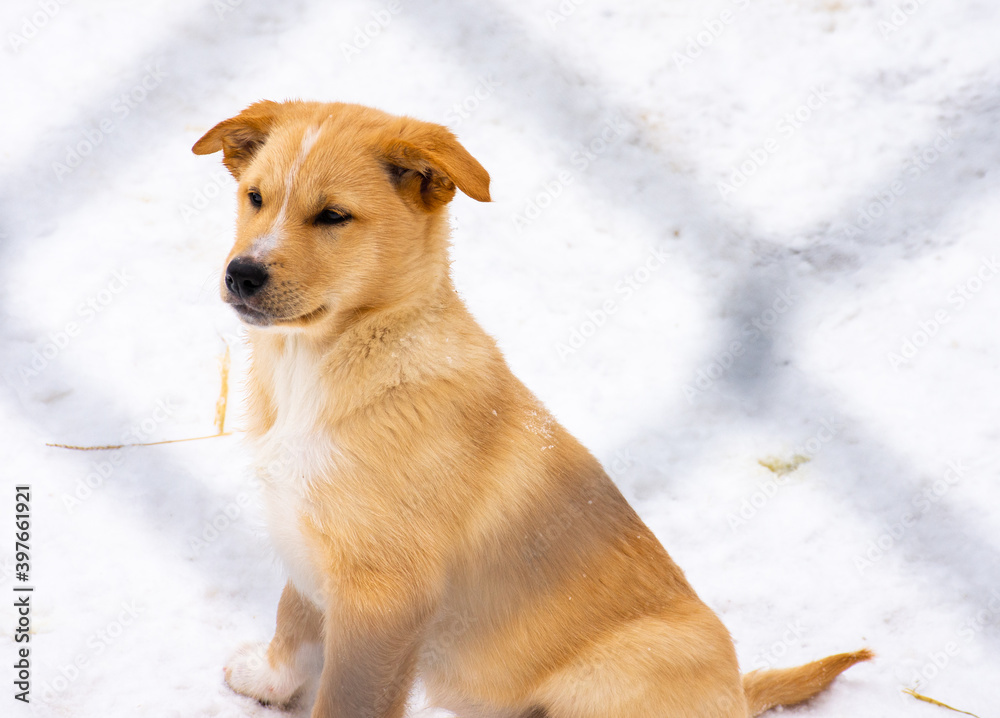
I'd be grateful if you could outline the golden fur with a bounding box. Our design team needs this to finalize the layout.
[193,100,871,718]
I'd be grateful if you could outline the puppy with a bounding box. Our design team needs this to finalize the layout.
[193,101,870,718]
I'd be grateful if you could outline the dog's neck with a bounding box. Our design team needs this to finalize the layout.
[243,274,489,437]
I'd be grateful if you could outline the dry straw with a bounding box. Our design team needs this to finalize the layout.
[903,688,980,717]
[214,342,230,434]
[47,342,235,451]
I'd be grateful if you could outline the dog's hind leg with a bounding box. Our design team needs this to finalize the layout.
[535,606,749,718]
[225,581,323,705]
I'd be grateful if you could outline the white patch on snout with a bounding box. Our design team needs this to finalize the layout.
[249,230,281,259]
[249,124,324,261]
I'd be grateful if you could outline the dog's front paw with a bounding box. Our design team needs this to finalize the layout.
[224,642,302,706]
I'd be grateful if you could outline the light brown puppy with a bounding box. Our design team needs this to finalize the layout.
[193,101,870,718]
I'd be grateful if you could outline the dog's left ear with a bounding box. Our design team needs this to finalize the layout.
[378,119,491,210]
[192,100,283,179]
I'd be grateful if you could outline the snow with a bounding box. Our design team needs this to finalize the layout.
[2,0,999,715]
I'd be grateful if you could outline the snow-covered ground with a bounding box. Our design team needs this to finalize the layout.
[2,0,999,715]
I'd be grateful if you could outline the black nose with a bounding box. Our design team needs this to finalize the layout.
[225,257,269,299]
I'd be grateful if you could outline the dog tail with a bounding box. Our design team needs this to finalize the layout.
[742,648,873,716]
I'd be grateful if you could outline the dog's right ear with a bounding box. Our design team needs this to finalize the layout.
[192,101,282,179]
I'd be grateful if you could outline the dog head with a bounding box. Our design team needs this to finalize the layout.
[192,101,490,331]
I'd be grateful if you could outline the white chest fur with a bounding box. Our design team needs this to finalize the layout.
[252,337,339,607]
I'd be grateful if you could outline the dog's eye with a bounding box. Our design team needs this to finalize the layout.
[315,209,351,226]
[248,191,263,208]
